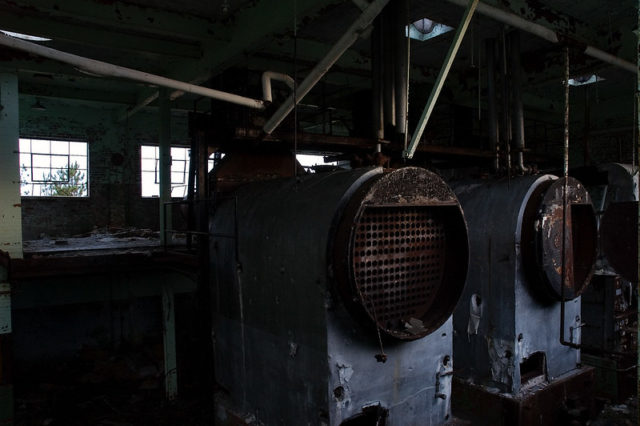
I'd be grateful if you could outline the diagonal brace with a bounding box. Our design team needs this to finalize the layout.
[403,0,479,159]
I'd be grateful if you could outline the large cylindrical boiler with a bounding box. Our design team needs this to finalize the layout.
[211,167,468,425]
[452,175,597,395]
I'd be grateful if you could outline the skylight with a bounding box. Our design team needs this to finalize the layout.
[0,30,51,42]
[406,18,454,42]
[568,74,604,87]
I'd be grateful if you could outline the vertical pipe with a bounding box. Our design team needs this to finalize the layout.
[510,30,526,173]
[187,115,197,250]
[501,30,511,174]
[382,5,396,131]
[583,88,591,165]
[402,0,478,158]
[162,284,178,400]
[404,0,479,159]
[262,0,390,134]
[394,0,409,136]
[195,129,212,390]
[559,46,579,349]
[372,16,384,140]
[634,0,640,406]
[159,88,172,246]
[486,39,500,171]
[0,73,20,424]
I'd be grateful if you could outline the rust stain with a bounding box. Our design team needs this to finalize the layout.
[12,204,21,208]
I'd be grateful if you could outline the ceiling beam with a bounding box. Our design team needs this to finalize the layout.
[117,0,346,121]
[18,82,137,105]
[0,0,226,42]
[0,10,203,59]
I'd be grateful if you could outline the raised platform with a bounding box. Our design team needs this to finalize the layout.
[452,367,596,425]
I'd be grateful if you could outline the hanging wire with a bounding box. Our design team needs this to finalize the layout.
[632,89,637,170]
[477,31,482,122]
[560,45,570,332]
[293,0,298,177]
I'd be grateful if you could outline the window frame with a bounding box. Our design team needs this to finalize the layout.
[18,137,90,198]
[140,144,213,199]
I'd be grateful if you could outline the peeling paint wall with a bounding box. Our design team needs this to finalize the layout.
[0,74,23,257]
[18,97,189,238]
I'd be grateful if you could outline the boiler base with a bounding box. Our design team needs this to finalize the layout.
[452,366,595,426]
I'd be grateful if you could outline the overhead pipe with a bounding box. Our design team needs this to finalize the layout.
[486,38,500,172]
[0,32,266,110]
[404,0,480,159]
[261,71,295,103]
[510,30,527,173]
[445,0,637,74]
[263,0,391,134]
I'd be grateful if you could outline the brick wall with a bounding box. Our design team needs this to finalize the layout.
[19,99,189,239]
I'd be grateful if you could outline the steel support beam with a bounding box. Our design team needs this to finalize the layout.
[403,0,479,159]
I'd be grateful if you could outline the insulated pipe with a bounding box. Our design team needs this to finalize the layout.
[0,33,266,110]
[263,0,391,134]
[371,17,385,140]
[261,71,295,103]
[486,39,500,172]
[500,31,511,174]
[382,6,396,130]
[510,31,526,173]
[445,0,637,74]
[394,0,410,136]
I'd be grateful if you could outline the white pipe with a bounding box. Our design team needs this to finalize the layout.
[446,0,637,74]
[585,46,637,74]
[263,0,390,134]
[0,32,266,110]
[261,71,295,103]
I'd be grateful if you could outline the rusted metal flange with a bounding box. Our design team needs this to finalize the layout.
[535,177,597,300]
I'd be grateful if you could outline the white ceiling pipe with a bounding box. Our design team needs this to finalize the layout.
[261,71,295,103]
[0,32,266,110]
[445,0,637,74]
[263,0,390,134]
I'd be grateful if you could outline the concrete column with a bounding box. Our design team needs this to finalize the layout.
[0,72,19,425]
[159,88,172,246]
[0,74,22,258]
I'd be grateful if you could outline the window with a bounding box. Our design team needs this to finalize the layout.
[568,74,604,87]
[296,154,337,173]
[140,145,215,198]
[406,18,453,42]
[19,138,89,197]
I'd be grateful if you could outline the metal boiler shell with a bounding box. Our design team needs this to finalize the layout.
[211,167,464,425]
[452,175,583,394]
